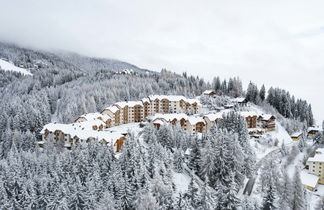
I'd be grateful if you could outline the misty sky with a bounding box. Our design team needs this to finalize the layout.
[0,0,323,123]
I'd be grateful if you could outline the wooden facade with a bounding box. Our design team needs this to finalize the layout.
[195,122,205,133]
[245,116,257,128]
[134,104,143,122]
[115,136,125,152]
[161,98,170,113]
[143,101,151,118]
[258,115,276,131]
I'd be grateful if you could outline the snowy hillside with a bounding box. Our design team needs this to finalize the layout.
[0,41,321,209]
[0,59,32,76]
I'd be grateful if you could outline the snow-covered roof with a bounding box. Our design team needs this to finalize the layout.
[224,104,234,108]
[187,116,205,125]
[300,170,319,188]
[308,151,324,163]
[75,119,105,130]
[232,97,246,103]
[185,98,200,105]
[248,128,265,132]
[77,112,111,122]
[114,101,143,108]
[100,114,112,122]
[203,113,223,121]
[315,148,324,154]
[308,127,321,132]
[103,106,119,113]
[259,114,276,121]
[240,111,258,118]
[291,132,303,138]
[152,119,166,125]
[142,98,150,104]
[148,95,186,102]
[148,113,189,122]
[203,90,215,94]
[40,122,124,145]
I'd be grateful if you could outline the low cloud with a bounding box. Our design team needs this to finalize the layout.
[0,0,323,123]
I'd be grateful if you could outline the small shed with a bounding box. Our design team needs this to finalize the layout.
[300,170,319,191]
[291,132,303,141]
[203,90,217,96]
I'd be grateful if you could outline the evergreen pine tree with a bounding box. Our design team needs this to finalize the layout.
[277,170,292,210]
[173,148,184,173]
[291,169,305,210]
[262,184,277,210]
[315,196,324,210]
[188,136,201,173]
[260,85,266,101]
[185,176,200,209]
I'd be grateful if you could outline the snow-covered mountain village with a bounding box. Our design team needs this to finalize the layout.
[0,44,323,209]
[36,84,324,209]
[1,1,324,209]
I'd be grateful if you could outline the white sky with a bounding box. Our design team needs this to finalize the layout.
[0,0,323,124]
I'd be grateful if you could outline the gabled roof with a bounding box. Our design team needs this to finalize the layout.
[187,116,205,125]
[148,95,186,102]
[315,148,324,154]
[40,122,124,145]
[152,119,167,125]
[142,98,150,104]
[224,104,234,108]
[300,170,319,188]
[308,149,324,162]
[240,111,258,118]
[75,119,105,130]
[232,97,247,103]
[307,127,321,132]
[203,90,215,94]
[114,101,143,108]
[103,106,119,113]
[185,98,201,105]
[203,113,223,121]
[77,112,111,122]
[291,132,303,138]
[148,113,188,122]
[259,114,276,121]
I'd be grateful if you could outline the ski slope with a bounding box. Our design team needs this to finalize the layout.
[0,59,32,76]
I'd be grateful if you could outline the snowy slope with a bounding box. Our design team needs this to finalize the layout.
[0,59,32,76]
[173,172,191,194]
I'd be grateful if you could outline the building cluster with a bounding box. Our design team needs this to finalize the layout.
[39,122,126,152]
[39,95,200,151]
[148,111,276,135]
[100,95,201,126]
[290,127,322,141]
[39,94,277,152]
[304,148,324,190]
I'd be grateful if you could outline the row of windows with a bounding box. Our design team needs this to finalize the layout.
[312,169,322,174]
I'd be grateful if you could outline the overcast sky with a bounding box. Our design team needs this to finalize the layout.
[0,0,323,124]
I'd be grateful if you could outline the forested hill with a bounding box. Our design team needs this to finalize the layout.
[53,50,151,74]
[0,42,149,75]
[0,42,210,150]
[0,42,320,209]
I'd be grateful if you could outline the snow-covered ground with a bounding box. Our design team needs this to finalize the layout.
[251,122,294,161]
[0,59,32,75]
[173,172,191,194]
[105,122,145,135]
[309,185,324,210]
